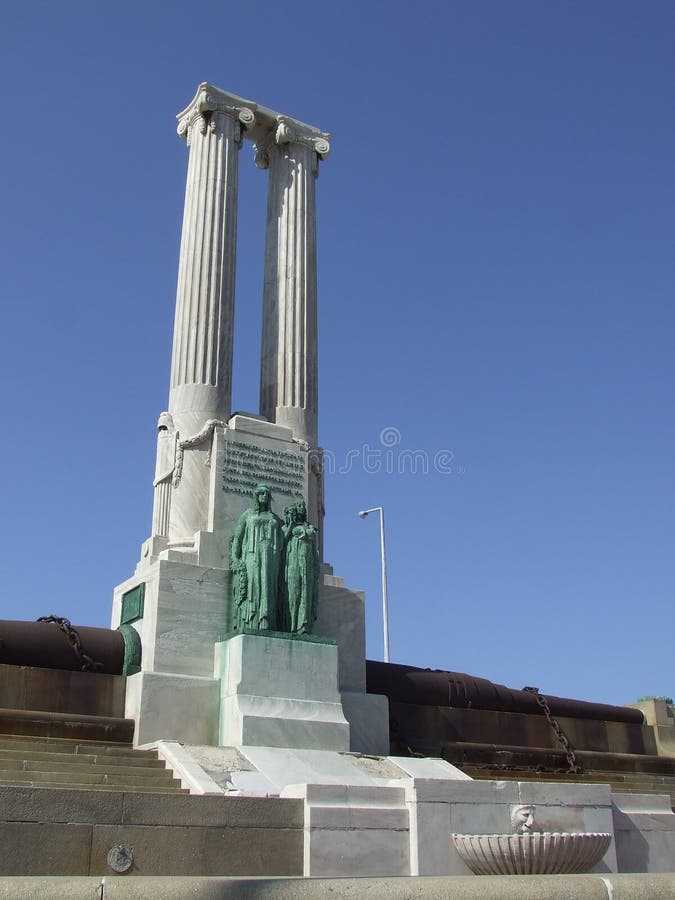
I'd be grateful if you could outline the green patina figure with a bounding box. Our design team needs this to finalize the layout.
[281,499,320,635]
[230,484,284,631]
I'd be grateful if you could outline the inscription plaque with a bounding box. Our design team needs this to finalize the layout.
[222,440,304,498]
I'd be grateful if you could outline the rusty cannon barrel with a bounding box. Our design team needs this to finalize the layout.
[366,660,645,725]
[0,619,126,675]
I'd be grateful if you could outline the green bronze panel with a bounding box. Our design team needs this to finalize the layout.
[120,583,145,625]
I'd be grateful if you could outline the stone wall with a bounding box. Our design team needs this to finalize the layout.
[0,787,303,876]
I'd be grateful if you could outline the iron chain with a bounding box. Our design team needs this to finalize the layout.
[36,615,102,672]
[523,685,581,775]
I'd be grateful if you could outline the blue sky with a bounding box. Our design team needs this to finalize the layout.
[1,0,673,707]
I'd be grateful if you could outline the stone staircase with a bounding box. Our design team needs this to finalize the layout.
[0,734,187,793]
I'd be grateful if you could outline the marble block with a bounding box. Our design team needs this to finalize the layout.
[126,671,219,746]
[227,414,293,442]
[281,783,409,877]
[112,558,228,678]
[341,691,390,756]
[315,575,367,692]
[612,792,675,873]
[214,633,350,751]
[314,573,390,754]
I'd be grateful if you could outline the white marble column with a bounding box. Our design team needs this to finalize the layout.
[257,119,330,451]
[167,87,255,542]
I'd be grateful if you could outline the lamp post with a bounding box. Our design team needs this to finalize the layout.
[358,506,390,663]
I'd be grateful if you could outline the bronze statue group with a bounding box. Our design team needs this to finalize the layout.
[230,485,320,635]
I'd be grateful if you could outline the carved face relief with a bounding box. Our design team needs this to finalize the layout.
[511,805,536,835]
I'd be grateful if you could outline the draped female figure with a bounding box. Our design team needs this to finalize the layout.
[230,484,284,631]
[281,500,319,634]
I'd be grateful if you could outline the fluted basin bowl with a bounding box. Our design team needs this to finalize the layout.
[452,832,612,875]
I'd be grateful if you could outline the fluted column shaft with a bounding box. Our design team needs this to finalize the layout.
[258,122,330,450]
[165,92,254,542]
[169,104,249,435]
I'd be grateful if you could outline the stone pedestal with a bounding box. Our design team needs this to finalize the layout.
[112,413,389,754]
[112,556,226,747]
[113,554,389,752]
[215,632,350,751]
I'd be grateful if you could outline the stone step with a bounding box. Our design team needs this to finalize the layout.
[0,757,173,779]
[606,774,675,785]
[0,735,154,757]
[612,778,675,789]
[0,768,183,788]
[462,767,614,782]
[463,763,675,780]
[445,741,675,776]
[464,766,675,807]
[615,783,675,793]
[0,747,165,768]
[465,765,675,783]
[0,708,134,743]
[0,779,188,794]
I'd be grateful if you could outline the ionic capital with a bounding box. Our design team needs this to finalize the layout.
[254,117,331,170]
[177,84,256,145]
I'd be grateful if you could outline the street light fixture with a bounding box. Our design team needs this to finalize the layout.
[358,506,390,663]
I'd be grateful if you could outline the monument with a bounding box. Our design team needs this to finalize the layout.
[110,83,388,754]
[1,82,674,888]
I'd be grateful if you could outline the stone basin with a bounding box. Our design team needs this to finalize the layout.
[452,831,612,875]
